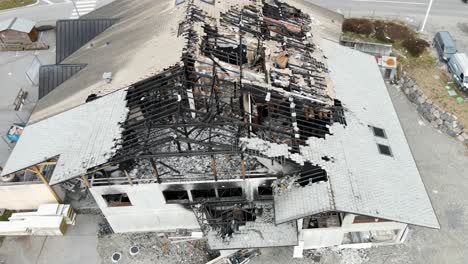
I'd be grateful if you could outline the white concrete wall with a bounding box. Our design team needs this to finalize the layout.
[302,228,344,248]
[90,183,200,233]
[301,214,408,249]
[90,178,276,233]
[0,183,58,210]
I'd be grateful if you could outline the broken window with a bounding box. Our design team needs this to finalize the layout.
[163,190,189,203]
[303,213,341,229]
[191,189,216,201]
[218,187,243,198]
[370,126,387,138]
[377,144,393,157]
[353,215,388,224]
[257,185,273,197]
[102,193,132,207]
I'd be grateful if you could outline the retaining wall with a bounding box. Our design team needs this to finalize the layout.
[399,72,468,144]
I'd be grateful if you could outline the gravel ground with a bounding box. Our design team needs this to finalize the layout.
[97,233,212,264]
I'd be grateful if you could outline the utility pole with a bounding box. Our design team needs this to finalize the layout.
[420,0,434,32]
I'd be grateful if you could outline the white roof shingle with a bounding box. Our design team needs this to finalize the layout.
[319,39,439,228]
[1,89,129,185]
[273,40,439,229]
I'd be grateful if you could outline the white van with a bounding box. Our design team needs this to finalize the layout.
[447,53,468,90]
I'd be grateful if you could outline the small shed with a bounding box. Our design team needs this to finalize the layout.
[0,17,38,44]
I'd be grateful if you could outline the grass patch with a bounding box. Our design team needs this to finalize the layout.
[0,0,36,10]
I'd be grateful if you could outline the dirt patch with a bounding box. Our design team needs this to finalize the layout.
[343,18,428,56]
[374,20,414,43]
[0,0,36,10]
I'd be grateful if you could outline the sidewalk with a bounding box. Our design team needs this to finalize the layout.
[0,214,101,264]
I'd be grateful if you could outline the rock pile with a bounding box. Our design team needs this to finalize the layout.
[399,73,468,144]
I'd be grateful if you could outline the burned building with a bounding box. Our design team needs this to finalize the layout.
[0,0,438,256]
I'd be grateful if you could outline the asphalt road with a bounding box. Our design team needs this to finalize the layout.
[306,0,468,19]
[0,0,114,23]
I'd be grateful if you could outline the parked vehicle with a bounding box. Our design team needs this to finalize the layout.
[433,31,457,61]
[447,53,468,90]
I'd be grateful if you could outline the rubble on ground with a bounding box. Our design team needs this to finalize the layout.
[97,232,213,264]
[304,247,369,264]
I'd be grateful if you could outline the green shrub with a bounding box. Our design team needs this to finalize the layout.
[342,18,374,35]
[402,38,429,57]
[374,20,414,43]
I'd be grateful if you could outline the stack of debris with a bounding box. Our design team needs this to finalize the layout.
[0,203,76,236]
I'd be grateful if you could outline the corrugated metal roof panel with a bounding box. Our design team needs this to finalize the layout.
[39,64,87,99]
[55,19,118,63]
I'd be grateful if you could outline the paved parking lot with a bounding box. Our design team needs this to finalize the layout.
[0,30,55,166]
[0,214,100,264]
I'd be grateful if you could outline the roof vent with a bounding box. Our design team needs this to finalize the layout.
[103,72,112,83]
[129,246,140,256]
[111,252,122,263]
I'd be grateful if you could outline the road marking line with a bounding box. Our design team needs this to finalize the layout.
[75,5,95,9]
[76,4,96,8]
[75,0,96,3]
[75,7,94,11]
[351,0,426,5]
[42,0,54,4]
[70,0,97,19]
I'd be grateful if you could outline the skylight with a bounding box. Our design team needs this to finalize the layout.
[377,144,393,157]
[370,126,386,138]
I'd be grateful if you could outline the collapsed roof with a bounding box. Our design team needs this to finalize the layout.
[1,0,438,240]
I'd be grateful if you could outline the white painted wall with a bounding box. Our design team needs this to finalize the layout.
[90,178,276,233]
[0,183,58,210]
[301,214,408,249]
[90,183,200,233]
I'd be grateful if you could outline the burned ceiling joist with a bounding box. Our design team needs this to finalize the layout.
[86,0,346,186]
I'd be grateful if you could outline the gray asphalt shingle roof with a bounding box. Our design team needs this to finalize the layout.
[29,0,186,124]
[0,89,129,185]
[273,40,439,229]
